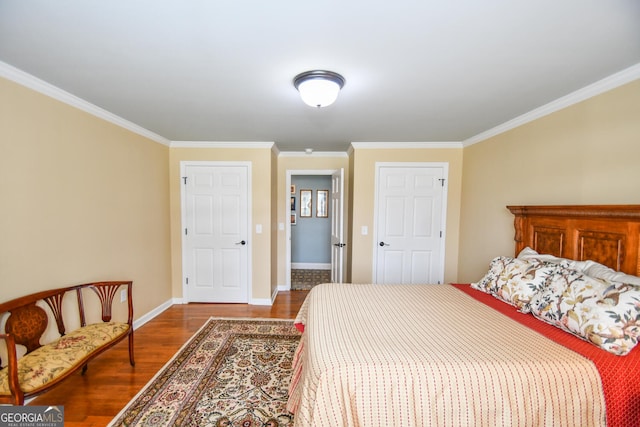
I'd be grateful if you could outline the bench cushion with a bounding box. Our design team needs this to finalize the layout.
[0,322,129,394]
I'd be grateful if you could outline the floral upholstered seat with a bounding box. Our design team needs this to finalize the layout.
[0,322,129,395]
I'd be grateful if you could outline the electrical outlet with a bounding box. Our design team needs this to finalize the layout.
[120,289,127,302]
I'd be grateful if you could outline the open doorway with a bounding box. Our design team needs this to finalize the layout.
[290,174,331,289]
[285,169,345,290]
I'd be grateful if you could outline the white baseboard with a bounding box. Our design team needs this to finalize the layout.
[132,299,173,330]
[249,286,278,306]
[134,290,279,330]
[250,298,273,306]
[278,284,291,291]
[291,262,331,270]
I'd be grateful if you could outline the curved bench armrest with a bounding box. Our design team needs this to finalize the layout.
[0,333,24,405]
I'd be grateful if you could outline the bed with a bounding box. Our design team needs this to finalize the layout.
[286,205,640,427]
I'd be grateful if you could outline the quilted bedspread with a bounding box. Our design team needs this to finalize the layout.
[287,283,610,427]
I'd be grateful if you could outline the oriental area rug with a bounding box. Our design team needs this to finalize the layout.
[109,318,301,427]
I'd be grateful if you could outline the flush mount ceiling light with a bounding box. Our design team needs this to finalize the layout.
[293,70,345,108]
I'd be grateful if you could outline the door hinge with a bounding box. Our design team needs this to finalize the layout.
[182,176,187,185]
[185,228,188,235]
[440,231,443,238]
[186,277,189,285]
[438,178,446,187]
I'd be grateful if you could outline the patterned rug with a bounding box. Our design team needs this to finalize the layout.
[291,269,331,291]
[109,318,301,427]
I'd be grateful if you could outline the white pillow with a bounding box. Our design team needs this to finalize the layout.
[517,247,589,271]
[581,260,640,286]
[517,247,561,263]
[517,247,640,286]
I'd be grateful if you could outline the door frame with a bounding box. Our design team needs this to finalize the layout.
[372,162,449,284]
[285,169,343,289]
[180,160,253,302]
[330,168,346,283]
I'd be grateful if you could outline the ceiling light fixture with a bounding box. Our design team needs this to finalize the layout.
[293,70,345,108]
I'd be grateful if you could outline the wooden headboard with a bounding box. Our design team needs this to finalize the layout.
[507,205,640,277]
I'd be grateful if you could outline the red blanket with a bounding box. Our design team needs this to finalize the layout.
[454,284,640,427]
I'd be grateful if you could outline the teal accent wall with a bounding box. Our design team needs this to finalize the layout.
[291,175,332,264]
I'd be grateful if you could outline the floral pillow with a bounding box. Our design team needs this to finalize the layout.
[472,256,558,312]
[529,267,640,356]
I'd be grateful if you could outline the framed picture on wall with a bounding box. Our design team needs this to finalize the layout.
[291,212,297,225]
[290,184,296,194]
[300,189,312,217]
[290,196,296,211]
[316,190,328,217]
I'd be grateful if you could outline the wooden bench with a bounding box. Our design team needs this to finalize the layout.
[0,281,134,405]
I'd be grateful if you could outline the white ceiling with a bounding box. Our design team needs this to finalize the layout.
[1,1,639,152]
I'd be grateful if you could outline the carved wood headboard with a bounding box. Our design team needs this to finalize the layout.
[507,205,640,277]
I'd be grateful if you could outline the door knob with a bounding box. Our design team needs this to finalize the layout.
[236,240,246,245]
[379,241,389,247]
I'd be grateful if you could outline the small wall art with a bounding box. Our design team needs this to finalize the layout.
[316,190,328,217]
[300,189,312,217]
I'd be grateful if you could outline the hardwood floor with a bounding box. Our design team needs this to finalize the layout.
[28,290,309,427]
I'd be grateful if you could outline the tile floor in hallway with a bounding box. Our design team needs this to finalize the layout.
[291,269,331,290]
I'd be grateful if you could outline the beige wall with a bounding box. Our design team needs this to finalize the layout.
[0,77,172,320]
[458,80,640,283]
[275,154,350,286]
[168,147,274,302]
[5,69,637,316]
[349,147,464,284]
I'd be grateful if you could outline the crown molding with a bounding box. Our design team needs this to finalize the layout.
[0,61,171,146]
[350,141,463,150]
[170,141,275,149]
[347,144,354,156]
[463,62,640,147]
[279,151,349,158]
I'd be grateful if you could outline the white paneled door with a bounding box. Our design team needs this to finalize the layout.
[182,163,249,302]
[331,168,345,283]
[374,164,447,284]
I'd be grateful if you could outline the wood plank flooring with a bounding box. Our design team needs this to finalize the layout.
[28,290,309,427]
